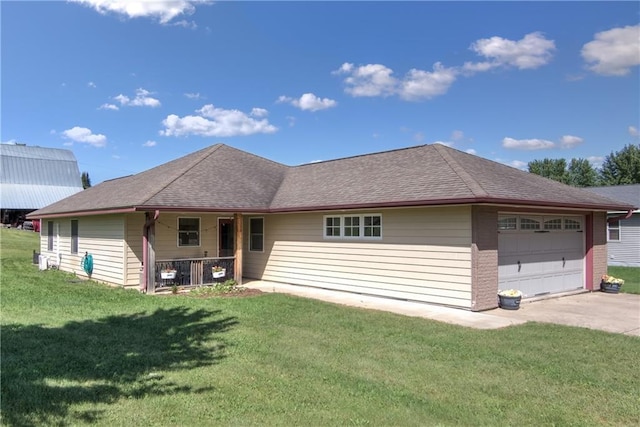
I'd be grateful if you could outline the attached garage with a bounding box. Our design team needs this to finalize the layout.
[498,214,585,298]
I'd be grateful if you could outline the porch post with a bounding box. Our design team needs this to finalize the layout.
[147,221,156,293]
[234,213,243,285]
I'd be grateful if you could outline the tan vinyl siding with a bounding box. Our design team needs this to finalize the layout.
[244,206,473,308]
[39,215,125,286]
[153,213,219,260]
[124,213,145,288]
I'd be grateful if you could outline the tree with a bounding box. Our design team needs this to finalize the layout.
[527,158,569,184]
[81,171,92,189]
[600,144,640,185]
[567,158,599,187]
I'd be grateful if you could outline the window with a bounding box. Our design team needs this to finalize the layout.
[498,216,517,230]
[178,217,200,246]
[363,215,382,237]
[249,217,264,252]
[323,214,382,239]
[344,216,360,237]
[608,220,620,241]
[71,220,79,254]
[325,216,341,237]
[564,218,582,231]
[519,217,542,230]
[544,218,563,230]
[47,221,54,251]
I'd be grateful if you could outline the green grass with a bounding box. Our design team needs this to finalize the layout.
[2,228,640,426]
[608,266,640,294]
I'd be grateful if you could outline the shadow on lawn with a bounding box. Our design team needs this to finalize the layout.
[1,307,238,426]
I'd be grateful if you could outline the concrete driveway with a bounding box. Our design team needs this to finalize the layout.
[245,280,640,336]
[489,291,640,336]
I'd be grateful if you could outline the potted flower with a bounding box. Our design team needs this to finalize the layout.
[498,289,522,310]
[212,265,226,279]
[600,275,624,294]
[161,268,177,280]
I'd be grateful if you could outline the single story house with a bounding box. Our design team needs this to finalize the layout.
[1,144,83,227]
[586,184,640,267]
[28,144,633,311]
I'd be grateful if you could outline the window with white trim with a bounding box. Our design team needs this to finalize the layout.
[324,214,382,239]
[47,221,54,251]
[607,220,620,241]
[71,220,79,254]
[249,217,264,252]
[325,216,341,237]
[543,217,562,230]
[520,217,542,230]
[178,217,200,246]
[564,218,582,230]
[498,216,517,230]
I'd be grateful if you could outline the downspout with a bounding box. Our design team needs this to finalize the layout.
[141,210,160,292]
[607,209,634,223]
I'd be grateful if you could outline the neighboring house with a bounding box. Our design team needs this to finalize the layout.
[586,184,640,267]
[1,144,83,227]
[28,144,633,311]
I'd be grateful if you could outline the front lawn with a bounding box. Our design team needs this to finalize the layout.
[2,229,639,426]
[608,266,640,294]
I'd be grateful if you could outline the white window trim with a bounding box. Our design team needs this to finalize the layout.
[497,214,583,233]
[607,219,621,242]
[177,216,201,247]
[323,214,382,240]
[249,217,265,252]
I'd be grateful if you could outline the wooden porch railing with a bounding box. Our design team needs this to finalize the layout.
[154,257,235,290]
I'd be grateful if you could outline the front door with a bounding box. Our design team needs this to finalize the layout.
[218,218,234,257]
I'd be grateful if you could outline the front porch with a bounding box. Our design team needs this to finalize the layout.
[153,256,235,292]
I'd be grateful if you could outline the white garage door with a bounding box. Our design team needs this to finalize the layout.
[498,215,584,298]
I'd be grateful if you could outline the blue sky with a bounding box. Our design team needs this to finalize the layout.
[2,1,639,185]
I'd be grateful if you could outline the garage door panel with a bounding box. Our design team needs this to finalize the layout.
[498,218,584,298]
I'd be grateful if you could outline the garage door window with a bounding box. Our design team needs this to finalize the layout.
[520,217,542,230]
[498,215,583,232]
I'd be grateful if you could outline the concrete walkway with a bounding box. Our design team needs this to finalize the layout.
[243,280,640,336]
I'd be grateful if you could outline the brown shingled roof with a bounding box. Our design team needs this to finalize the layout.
[29,143,633,218]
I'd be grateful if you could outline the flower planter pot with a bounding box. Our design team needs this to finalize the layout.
[212,268,226,279]
[498,294,522,310]
[161,271,177,280]
[600,282,621,294]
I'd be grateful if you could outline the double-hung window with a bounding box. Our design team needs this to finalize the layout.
[324,214,382,239]
[249,217,264,252]
[47,221,54,251]
[71,220,79,254]
[178,217,200,246]
[607,219,620,241]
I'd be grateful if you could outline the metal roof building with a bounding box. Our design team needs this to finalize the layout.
[1,144,84,210]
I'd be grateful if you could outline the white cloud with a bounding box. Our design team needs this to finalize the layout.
[469,32,556,70]
[161,104,278,137]
[70,0,212,24]
[502,137,554,150]
[62,126,107,147]
[413,132,425,143]
[400,63,458,101]
[334,63,398,97]
[496,158,528,170]
[88,81,96,88]
[582,25,640,76]
[278,93,337,112]
[285,116,296,127]
[185,92,204,100]
[559,135,584,149]
[336,33,554,102]
[465,148,477,155]
[1,139,20,145]
[114,88,160,107]
[112,154,121,159]
[99,103,119,111]
[143,140,157,147]
[629,126,639,137]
